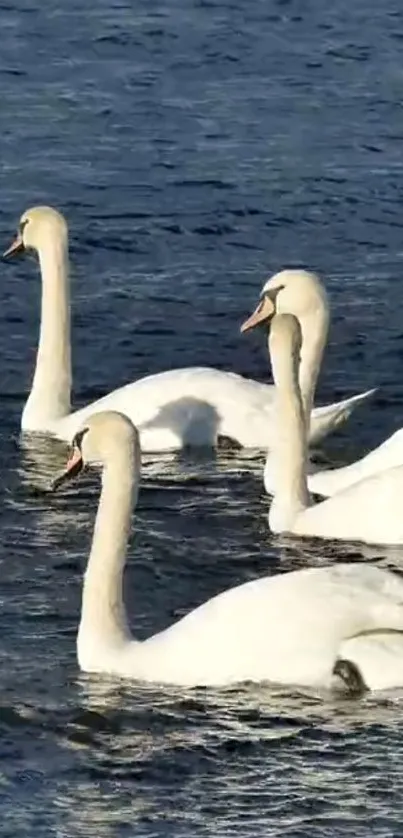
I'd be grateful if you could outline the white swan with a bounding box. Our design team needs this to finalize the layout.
[52,410,403,691]
[239,272,376,498]
[4,207,374,451]
[305,429,403,498]
[265,313,403,544]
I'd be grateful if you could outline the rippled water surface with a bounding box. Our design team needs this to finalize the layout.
[1,0,403,835]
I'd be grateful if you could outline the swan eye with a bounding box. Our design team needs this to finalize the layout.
[19,219,29,236]
[262,284,285,302]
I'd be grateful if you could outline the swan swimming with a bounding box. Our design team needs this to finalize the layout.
[4,206,374,451]
[307,427,403,498]
[239,271,376,497]
[254,274,401,501]
[52,410,403,690]
[259,311,403,544]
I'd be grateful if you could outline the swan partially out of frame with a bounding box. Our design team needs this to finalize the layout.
[306,428,403,499]
[4,206,374,451]
[52,410,403,691]
[262,312,403,545]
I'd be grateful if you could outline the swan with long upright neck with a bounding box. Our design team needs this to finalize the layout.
[264,313,403,544]
[240,267,330,424]
[6,208,72,429]
[52,410,403,690]
[4,206,374,451]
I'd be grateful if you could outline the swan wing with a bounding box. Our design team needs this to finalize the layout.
[307,427,403,498]
[53,368,375,452]
[294,464,403,545]
[124,565,403,687]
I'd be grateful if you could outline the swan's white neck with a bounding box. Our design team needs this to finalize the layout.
[298,304,329,424]
[22,237,72,431]
[268,328,311,533]
[78,440,140,664]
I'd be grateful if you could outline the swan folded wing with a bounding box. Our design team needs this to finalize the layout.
[293,465,403,544]
[308,427,403,498]
[306,388,376,446]
[126,574,344,687]
[54,367,274,449]
[119,565,403,688]
[56,368,375,453]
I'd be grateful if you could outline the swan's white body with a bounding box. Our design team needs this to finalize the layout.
[5,207,374,451]
[264,420,403,499]
[52,366,373,452]
[305,428,403,498]
[58,411,403,691]
[268,314,403,545]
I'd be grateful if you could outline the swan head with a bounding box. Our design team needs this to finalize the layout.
[240,269,328,334]
[3,206,68,259]
[52,411,141,491]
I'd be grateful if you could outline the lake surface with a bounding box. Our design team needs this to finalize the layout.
[1,0,403,835]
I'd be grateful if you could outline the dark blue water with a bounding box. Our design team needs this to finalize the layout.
[1,0,403,834]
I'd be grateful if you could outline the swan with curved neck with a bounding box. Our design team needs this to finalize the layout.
[4,207,374,451]
[52,410,403,690]
[241,267,331,428]
[264,313,403,545]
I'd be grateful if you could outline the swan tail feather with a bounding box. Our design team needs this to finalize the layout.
[308,388,377,446]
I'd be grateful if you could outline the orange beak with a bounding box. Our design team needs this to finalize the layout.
[240,294,276,333]
[3,232,25,259]
[52,446,84,492]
